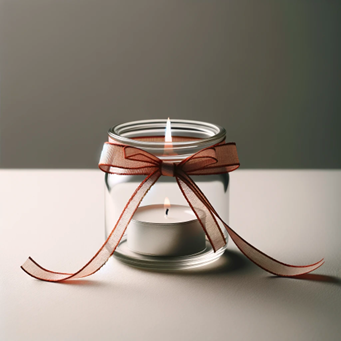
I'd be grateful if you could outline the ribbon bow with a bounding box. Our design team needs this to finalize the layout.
[21,142,324,282]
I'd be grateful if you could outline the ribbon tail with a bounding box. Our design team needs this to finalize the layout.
[223,224,324,277]
[21,170,161,282]
[176,171,324,277]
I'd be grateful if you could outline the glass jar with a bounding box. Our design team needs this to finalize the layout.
[104,119,229,270]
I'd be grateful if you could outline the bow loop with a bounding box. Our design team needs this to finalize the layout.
[182,143,240,175]
[180,147,218,174]
[99,143,160,175]
[124,146,160,165]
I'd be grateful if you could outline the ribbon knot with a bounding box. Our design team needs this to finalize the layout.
[161,162,175,177]
[20,141,324,282]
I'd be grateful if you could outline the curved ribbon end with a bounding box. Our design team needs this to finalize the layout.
[21,257,73,282]
[278,258,325,278]
[225,225,325,277]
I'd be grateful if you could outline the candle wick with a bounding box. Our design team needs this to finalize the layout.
[165,208,169,216]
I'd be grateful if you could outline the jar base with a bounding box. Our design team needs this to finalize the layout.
[113,235,228,271]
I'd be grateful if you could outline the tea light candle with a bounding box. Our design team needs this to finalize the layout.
[127,202,206,257]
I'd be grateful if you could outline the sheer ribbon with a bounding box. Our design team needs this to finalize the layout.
[21,142,324,282]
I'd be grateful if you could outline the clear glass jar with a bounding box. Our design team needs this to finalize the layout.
[104,119,229,270]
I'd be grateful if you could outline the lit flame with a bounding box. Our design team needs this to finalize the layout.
[165,117,172,143]
[164,118,173,154]
[164,197,171,209]
[164,197,171,216]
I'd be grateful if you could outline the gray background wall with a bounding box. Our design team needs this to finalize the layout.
[0,0,340,169]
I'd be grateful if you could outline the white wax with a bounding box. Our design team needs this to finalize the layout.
[127,204,206,257]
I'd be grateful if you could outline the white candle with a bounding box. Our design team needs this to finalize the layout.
[127,204,206,257]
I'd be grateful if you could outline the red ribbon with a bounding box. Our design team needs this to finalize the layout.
[21,142,324,282]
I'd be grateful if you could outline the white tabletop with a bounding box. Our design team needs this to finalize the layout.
[1,170,340,341]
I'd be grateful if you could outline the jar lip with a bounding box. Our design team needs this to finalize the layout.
[108,119,226,150]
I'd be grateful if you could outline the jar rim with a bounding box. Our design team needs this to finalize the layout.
[109,119,225,151]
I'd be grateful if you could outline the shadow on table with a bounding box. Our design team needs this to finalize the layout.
[268,273,341,286]
[49,279,109,287]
